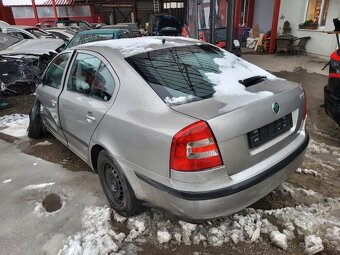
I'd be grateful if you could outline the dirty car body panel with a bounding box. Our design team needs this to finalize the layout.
[35,37,308,220]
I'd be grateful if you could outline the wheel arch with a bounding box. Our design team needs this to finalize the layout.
[90,144,106,173]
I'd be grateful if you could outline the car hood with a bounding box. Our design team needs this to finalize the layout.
[0,38,64,55]
[171,79,301,120]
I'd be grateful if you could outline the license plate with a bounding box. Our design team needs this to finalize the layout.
[248,114,293,149]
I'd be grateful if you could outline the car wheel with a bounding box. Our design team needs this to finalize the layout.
[27,99,45,139]
[97,150,142,217]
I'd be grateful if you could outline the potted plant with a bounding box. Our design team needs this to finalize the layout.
[298,19,318,29]
[282,20,292,34]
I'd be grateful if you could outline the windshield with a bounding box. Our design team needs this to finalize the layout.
[0,33,22,51]
[126,45,223,105]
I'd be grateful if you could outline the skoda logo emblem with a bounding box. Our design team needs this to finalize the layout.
[272,102,280,114]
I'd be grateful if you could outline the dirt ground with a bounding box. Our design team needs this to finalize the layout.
[0,65,339,254]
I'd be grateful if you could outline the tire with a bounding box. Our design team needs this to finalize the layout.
[27,99,44,139]
[97,150,142,217]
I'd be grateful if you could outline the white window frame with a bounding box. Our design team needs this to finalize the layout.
[303,0,330,28]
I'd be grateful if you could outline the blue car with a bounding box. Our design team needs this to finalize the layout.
[65,29,132,49]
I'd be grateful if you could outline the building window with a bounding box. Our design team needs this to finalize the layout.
[305,0,330,27]
[57,6,91,17]
[163,1,184,9]
[12,7,35,18]
[37,7,54,18]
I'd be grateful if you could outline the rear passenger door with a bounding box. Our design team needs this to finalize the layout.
[58,50,118,161]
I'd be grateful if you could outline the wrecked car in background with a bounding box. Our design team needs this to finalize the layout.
[0,33,65,95]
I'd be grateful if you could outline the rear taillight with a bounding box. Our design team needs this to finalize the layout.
[170,120,223,171]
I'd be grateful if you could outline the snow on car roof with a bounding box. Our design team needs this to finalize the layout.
[78,36,201,57]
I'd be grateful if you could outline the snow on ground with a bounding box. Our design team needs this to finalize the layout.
[34,141,53,146]
[57,138,339,254]
[23,182,55,190]
[0,114,29,138]
[296,168,321,177]
[2,179,12,183]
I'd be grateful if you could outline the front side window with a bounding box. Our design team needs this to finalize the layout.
[126,45,222,105]
[44,53,71,89]
[67,53,101,95]
[305,0,330,27]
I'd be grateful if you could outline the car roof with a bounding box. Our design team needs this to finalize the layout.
[77,29,127,35]
[75,36,202,57]
[11,25,37,29]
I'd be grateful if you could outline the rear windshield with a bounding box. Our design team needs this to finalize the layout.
[126,45,223,105]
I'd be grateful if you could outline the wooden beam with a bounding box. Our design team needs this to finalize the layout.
[234,0,241,29]
[246,0,254,28]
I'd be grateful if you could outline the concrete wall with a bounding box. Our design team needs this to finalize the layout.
[253,0,274,33]
[278,0,340,57]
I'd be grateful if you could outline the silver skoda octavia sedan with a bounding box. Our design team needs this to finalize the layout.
[28,37,309,220]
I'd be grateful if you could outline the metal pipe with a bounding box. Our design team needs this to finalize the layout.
[31,0,39,24]
[209,0,215,44]
[226,0,235,52]
[51,0,58,21]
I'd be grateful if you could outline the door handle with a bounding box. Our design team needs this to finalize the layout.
[51,99,57,107]
[86,113,96,123]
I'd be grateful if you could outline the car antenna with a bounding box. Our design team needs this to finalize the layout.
[162,38,165,44]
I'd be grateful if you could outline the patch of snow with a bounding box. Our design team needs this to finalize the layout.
[270,231,288,250]
[24,182,55,190]
[296,168,321,177]
[0,114,29,138]
[33,162,38,166]
[2,179,12,183]
[84,37,197,57]
[34,141,53,146]
[113,211,127,223]
[204,52,278,112]
[157,230,172,244]
[58,206,120,255]
[164,95,196,106]
[304,235,324,255]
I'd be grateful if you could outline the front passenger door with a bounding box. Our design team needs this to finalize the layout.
[37,52,72,145]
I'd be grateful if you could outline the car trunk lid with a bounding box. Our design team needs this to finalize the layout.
[171,79,305,175]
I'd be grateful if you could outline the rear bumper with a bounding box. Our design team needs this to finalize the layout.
[136,131,309,220]
[324,85,340,125]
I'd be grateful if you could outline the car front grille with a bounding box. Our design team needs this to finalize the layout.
[247,114,293,149]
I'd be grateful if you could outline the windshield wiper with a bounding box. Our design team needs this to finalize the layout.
[239,76,267,87]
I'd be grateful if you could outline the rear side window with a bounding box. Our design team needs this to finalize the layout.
[67,53,116,101]
[43,53,71,88]
[126,45,223,105]
[91,63,116,101]
[67,53,101,95]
